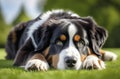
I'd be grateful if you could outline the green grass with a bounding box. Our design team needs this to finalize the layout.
[0,48,120,79]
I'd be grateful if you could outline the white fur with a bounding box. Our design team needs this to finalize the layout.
[25,59,49,71]
[104,51,117,61]
[31,36,37,48]
[83,55,106,70]
[57,24,82,70]
[49,9,80,17]
[68,24,77,47]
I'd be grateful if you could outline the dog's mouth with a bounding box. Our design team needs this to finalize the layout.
[65,66,76,70]
[64,63,80,70]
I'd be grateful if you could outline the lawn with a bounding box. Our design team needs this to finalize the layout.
[0,48,120,79]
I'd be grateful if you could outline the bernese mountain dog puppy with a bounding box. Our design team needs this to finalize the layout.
[5,9,117,71]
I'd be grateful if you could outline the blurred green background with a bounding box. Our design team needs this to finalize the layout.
[0,0,120,48]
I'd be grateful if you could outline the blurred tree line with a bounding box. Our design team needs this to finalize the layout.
[0,0,120,48]
[0,8,30,47]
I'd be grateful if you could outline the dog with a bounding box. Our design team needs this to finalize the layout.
[5,9,117,71]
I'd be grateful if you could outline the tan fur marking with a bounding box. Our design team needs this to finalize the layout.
[98,59,104,68]
[87,47,93,55]
[30,53,46,62]
[88,48,106,57]
[98,60,101,65]
[60,34,66,41]
[52,54,59,68]
[87,48,99,57]
[100,49,105,55]
[100,49,106,60]
[12,31,17,43]
[43,47,50,57]
[81,54,87,62]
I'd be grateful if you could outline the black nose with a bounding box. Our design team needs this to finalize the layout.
[64,57,77,67]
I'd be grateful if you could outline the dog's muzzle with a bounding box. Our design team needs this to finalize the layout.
[64,56,77,68]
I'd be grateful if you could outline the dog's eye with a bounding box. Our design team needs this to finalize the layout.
[56,41,63,46]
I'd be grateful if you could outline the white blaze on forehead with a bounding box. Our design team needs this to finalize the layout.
[68,23,77,47]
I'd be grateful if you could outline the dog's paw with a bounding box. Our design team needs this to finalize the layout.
[103,51,117,61]
[83,55,105,70]
[25,59,49,71]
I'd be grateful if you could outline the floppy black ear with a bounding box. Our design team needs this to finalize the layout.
[80,17,108,57]
[35,20,59,52]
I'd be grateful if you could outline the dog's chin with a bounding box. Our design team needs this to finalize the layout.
[57,62,82,70]
[65,66,81,70]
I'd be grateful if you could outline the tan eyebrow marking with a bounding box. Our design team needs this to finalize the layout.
[74,34,81,42]
[60,34,66,41]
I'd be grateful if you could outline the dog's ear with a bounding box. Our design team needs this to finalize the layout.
[35,20,60,52]
[80,17,108,57]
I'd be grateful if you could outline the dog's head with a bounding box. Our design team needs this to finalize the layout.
[34,10,108,70]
